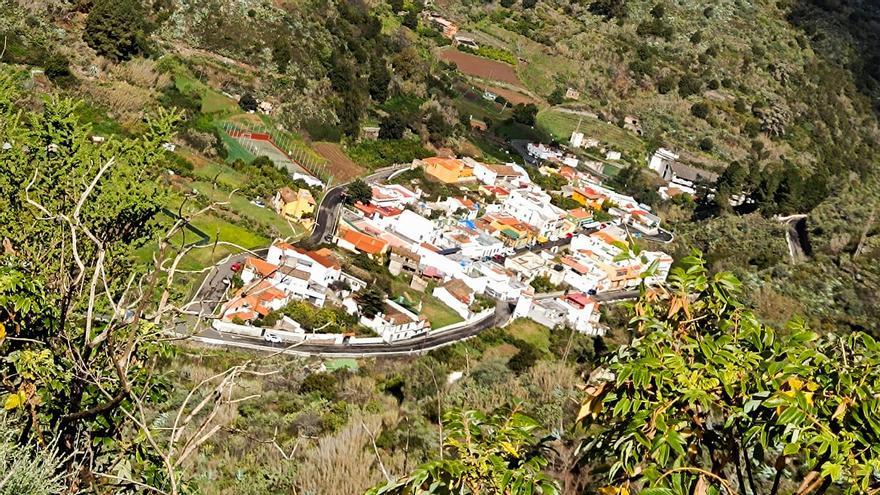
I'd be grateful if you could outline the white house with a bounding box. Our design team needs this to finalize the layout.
[648,148,679,181]
[241,256,329,307]
[436,196,479,220]
[471,261,524,301]
[432,279,474,319]
[266,241,342,287]
[513,292,602,335]
[561,256,609,294]
[360,300,430,342]
[605,150,622,161]
[472,161,528,187]
[371,183,420,209]
[558,292,602,335]
[502,188,567,242]
[570,131,584,148]
[392,209,437,244]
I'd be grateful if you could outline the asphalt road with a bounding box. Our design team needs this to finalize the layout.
[181,290,640,357]
[307,164,411,245]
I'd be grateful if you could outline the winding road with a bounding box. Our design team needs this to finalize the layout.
[307,164,412,245]
[180,289,639,357]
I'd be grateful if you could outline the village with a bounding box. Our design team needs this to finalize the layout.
[212,130,677,347]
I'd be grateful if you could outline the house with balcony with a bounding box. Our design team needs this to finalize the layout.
[472,161,529,187]
[501,188,567,242]
[371,183,420,209]
[360,300,430,342]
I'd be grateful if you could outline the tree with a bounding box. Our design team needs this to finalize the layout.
[366,408,560,494]
[402,9,418,29]
[0,73,265,493]
[356,287,385,318]
[83,0,150,61]
[577,251,880,495]
[548,86,565,105]
[379,115,407,140]
[530,275,558,293]
[238,92,258,112]
[507,340,541,373]
[346,178,373,205]
[388,0,404,12]
[678,73,703,97]
[369,59,391,103]
[512,103,538,126]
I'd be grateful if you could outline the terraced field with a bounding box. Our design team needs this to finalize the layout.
[438,48,522,87]
[314,142,366,183]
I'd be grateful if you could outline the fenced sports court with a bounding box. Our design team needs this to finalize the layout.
[222,121,331,188]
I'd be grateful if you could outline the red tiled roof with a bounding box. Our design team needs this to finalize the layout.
[568,208,591,219]
[562,257,591,275]
[576,187,605,200]
[564,292,594,308]
[355,202,403,218]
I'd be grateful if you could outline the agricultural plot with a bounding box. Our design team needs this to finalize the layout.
[536,108,646,158]
[313,142,365,184]
[438,48,523,87]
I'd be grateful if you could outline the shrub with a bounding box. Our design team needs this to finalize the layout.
[300,373,338,399]
[507,339,541,373]
[43,54,74,85]
[691,101,710,119]
[238,92,258,112]
[699,136,714,151]
[512,103,538,126]
[657,76,676,94]
[678,74,702,97]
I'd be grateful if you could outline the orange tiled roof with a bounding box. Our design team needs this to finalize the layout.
[245,257,279,278]
[423,157,463,171]
[591,230,620,244]
[568,208,591,219]
[339,229,388,255]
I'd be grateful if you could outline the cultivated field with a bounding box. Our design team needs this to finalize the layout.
[438,48,523,87]
[481,85,539,105]
[314,142,366,183]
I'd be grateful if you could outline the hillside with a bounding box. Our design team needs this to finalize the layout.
[1,0,880,493]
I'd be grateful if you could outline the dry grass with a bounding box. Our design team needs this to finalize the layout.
[80,81,153,121]
[295,412,402,494]
[115,58,171,89]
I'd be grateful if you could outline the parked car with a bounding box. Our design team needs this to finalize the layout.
[587,289,597,296]
[251,198,266,208]
[263,333,282,344]
[230,262,242,272]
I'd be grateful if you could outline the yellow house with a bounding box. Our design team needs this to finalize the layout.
[571,186,606,209]
[420,157,473,184]
[478,214,535,249]
[273,187,315,221]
